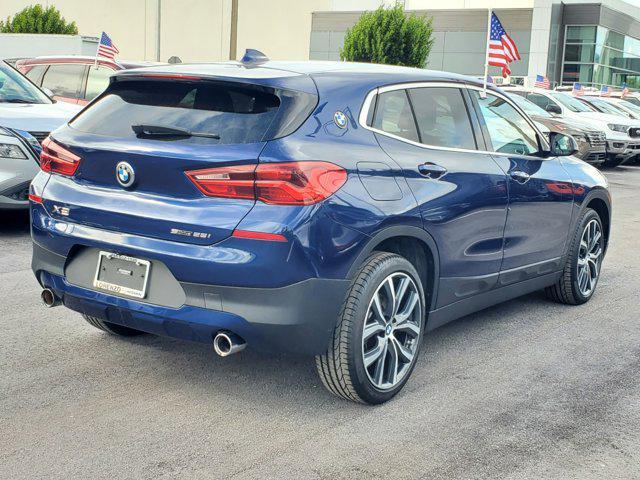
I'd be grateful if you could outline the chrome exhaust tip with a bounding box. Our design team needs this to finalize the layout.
[41,288,60,308]
[213,331,246,357]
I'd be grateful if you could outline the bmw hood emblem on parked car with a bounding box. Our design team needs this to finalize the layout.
[116,161,135,188]
[334,110,348,129]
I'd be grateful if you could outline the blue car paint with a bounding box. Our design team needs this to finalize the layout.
[30,62,610,355]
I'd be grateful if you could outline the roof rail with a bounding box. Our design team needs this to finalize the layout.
[240,49,269,66]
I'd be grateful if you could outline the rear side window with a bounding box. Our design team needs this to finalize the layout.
[407,87,476,150]
[24,65,47,85]
[41,64,86,99]
[372,90,419,142]
[70,79,317,144]
[85,66,114,101]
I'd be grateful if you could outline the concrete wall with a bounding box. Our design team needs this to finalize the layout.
[0,0,330,63]
[0,33,97,60]
[0,0,230,62]
[330,0,535,10]
[235,0,331,60]
[311,8,533,77]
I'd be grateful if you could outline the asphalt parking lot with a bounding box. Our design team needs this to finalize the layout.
[1,166,639,480]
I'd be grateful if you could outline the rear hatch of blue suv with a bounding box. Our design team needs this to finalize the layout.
[30,65,353,356]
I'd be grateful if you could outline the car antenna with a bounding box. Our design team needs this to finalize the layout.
[240,49,269,66]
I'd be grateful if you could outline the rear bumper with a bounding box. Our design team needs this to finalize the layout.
[33,241,349,355]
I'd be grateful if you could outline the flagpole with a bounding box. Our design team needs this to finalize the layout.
[482,8,492,97]
[94,33,99,69]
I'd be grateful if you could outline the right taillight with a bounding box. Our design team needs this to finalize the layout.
[185,161,347,206]
[40,137,81,176]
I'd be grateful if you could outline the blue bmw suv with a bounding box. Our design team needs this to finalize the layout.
[31,55,611,404]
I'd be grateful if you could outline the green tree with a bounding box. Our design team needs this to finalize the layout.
[341,4,434,68]
[0,4,78,34]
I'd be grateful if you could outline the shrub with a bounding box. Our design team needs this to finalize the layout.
[0,4,78,34]
[341,4,434,68]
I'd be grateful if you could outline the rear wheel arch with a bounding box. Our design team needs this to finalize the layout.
[347,226,440,313]
[585,196,610,252]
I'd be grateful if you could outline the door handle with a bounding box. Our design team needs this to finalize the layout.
[509,170,531,184]
[418,162,447,179]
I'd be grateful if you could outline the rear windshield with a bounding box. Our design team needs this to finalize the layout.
[69,78,317,144]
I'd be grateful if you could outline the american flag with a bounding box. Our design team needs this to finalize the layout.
[600,85,611,96]
[572,82,584,96]
[534,75,550,89]
[97,31,119,61]
[488,12,521,77]
[621,83,629,98]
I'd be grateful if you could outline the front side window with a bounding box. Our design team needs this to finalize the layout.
[526,93,555,111]
[472,92,539,156]
[372,90,419,142]
[41,64,85,99]
[407,87,476,150]
[506,92,552,118]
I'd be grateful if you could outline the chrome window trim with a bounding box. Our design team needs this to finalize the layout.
[359,81,551,157]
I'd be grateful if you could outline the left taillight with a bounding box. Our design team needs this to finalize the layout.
[185,161,347,206]
[40,137,81,176]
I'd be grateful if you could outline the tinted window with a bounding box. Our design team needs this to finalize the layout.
[85,66,114,101]
[473,92,539,155]
[70,79,317,145]
[41,64,85,99]
[407,87,476,150]
[526,93,555,111]
[372,90,419,142]
[549,92,593,112]
[506,92,552,117]
[24,65,47,85]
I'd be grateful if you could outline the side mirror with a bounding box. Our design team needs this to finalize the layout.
[549,132,578,157]
[42,87,54,97]
[545,103,562,115]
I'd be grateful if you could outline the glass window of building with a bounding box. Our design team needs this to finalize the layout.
[562,25,640,90]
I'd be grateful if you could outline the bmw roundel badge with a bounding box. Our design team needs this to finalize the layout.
[334,110,348,129]
[116,161,135,188]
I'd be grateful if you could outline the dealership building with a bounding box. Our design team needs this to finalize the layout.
[311,0,640,89]
[2,0,640,89]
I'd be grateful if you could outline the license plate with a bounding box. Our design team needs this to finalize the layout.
[93,252,151,299]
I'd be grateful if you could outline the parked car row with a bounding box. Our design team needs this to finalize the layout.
[501,85,640,168]
[0,61,81,209]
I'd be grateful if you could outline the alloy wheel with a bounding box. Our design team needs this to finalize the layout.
[577,219,603,297]
[361,272,422,390]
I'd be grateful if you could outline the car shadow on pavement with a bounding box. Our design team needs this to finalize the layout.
[0,209,30,236]
[96,289,550,410]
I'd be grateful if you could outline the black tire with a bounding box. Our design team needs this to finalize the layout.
[82,314,145,336]
[315,252,426,404]
[545,208,604,305]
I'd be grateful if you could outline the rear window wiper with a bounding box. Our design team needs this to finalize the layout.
[131,124,220,140]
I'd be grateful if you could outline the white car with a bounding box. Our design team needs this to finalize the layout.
[0,61,81,209]
[505,86,640,167]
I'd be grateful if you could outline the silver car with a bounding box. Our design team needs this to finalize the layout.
[0,61,80,209]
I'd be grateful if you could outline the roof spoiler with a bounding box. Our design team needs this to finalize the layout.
[240,49,269,66]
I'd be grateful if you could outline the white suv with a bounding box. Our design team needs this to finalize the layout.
[505,86,640,167]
